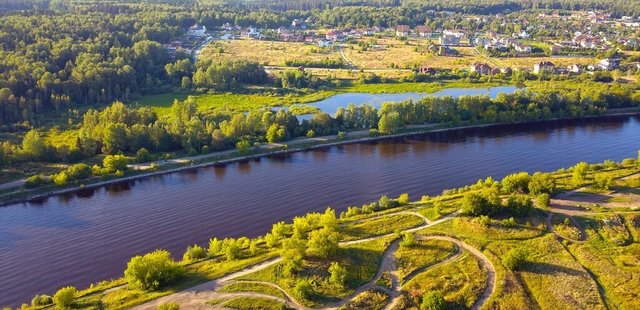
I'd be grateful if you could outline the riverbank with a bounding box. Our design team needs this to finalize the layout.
[2,109,638,207]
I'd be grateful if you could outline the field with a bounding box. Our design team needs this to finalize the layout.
[200,38,342,67]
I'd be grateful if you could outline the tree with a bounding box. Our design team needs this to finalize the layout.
[400,232,416,247]
[266,123,286,143]
[421,291,446,310]
[53,172,69,186]
[66,163,91,180]
[182,244,207,261]
[102,123,129,154]
[236,140,252,155]
[502,248,528,270]
[378,111,401,134]
[293,279,314,300]
[281,236,307,275]
[53,286,76,309]
[528,172,556,195]
[505,194,533,217]
[224,241,242,260]
[461,188,500,216]
[31,294,53,307]
[103,154,129,173]
[537,193,551,208]
[398,193,410,205]
[593,174,613,190]
[124,250,182,291]
[572,161,590,185]
[320,207,338,230]
[501,172,531,193]
[328,262,347,287]
[307,227,339,258]
[22,130,47,161]
[208,237,222,255]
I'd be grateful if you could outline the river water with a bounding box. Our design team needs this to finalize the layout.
[1,115,639,306]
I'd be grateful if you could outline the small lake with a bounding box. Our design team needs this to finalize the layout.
[288,85,520,120]
[1,114,638,306]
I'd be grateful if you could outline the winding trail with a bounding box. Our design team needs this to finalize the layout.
[132,211,461,309]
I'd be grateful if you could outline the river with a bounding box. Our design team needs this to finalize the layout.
[1,115,639,306]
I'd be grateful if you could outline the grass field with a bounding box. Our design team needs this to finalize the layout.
[394,239,458,282]
[340,213,425,241]
[200,38,342,66]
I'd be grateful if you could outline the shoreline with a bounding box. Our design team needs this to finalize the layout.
[1,110,638,207]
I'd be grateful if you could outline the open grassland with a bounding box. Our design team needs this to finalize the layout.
[394,239,458,282]
[200,39,342,67]
[219,282,286,299]
[339,213,424,241]
[209,296,291,310]
[403,252,487,308]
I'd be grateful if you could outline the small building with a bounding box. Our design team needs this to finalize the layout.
[599,58,620,70]
[318,40,332,48]
[514,43,532,53]
[417,65,436,74]
[568,64,584,73]
[395,25,411,37]
[187,24,207,37]
[440,30,464,46]
[470,62,493,75]
[550,44,562,55]
[326,30,340,42]
[415,25,433,37]
[534,61,556,74]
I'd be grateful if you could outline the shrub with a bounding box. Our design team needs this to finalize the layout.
[306,130,316,138]
[398,193,410,205]
[124,250,182,291]
[224,241,242,260]
[25,175,47,188]
[502,248,528,270]
[182,244,207,261]
[31,294,53,306]
[537,193,551,208]
[236,140,252,155]
[505,195,533,217]
[501,217,517,227]
[572,161,590,185]
[293,279,314,300]
[461,188,500,216]
[593,174,613,190]
[53,172,69,186]
[136,148,151,162]
[328,262,347,287]
[103,154,129,173]
[478,215,491,227]
[208,237,222,255]
[157,303,180,310]
[53,286,77,308]
[421,290,446,310]
[528,172,556,195]
[501,172,531,193]
[400,232,416,248]
[66,163,91,180]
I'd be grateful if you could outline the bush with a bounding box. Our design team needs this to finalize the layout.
[25,175,47,188]
[328,262,347,287]
[593,174,613,190]
[182,244,207,261]
[461,188,500,216]
[528,172,556,195]
[306,130,316,138]
[124,250,182,291]
[400,232,416,247]
[136,148,151,162]
[31,294,53,306]
[398,193,410,205]
[53,286,77,308]
[157,303,180,310]
[236,140,252,155]
[478,215,491,227]
[66,163,92,180]
[501,172,531,193]
[53,172,69,186]
[505,194,533,217]
[537,193,551,208]
[293,279,314,300]
[502,248,528,270]
[421,290,446,310]
[103,154,129,173]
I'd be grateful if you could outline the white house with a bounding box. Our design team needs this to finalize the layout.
[188,24,207,37]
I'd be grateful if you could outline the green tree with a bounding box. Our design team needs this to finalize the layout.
[461,188,500,216]
[328,262,347,287]
[572,161,590,185]
[53,172,69,186]
[398,193,410,205]
[528,172,556,195]
[22,130,47,161]
[400,232,416,247]
[537,193,551,208]
[501,172,531,193]
[320,207,338,230]
[307,227,339,258]
[236,140,252,155]
[593,174,613,190]
[102,123,129,154]
[281,236,307,275]
[505,194,533,217]
[66,163,91,180]
[266,123,286,143]
[378,111,401,134]
[502,248,528,270]
[182,244,207,261]
[103,154,129,173]
[31,294,53,307]
[53,286,76,309]
[208,237,222,255]
[224,241,242,261]
[124,250,182,291]
[421,291,446,310]
[293,279,314,300]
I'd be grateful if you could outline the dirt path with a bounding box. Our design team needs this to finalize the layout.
[545,212,587,243]
[132,211,460,309]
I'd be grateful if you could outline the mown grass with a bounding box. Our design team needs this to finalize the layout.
[237,237,394,308]
[209,296,292,310]
[403,252,487,309]
[219,281,286,299]
[394,239,458,283]
[339,213,424,241]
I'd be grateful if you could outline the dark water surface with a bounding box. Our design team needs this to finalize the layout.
[1,115,639,305]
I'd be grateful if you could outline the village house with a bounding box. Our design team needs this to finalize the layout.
[568,64,584,73]
[395,25,411,37]
[415,25,433,37]
[440,30,464,46]
[242,26,261,39]
[187,24,207,37]
[533,61,556,74]
[326,30,340,42]
[416,65,436,74]
[550,43,562,55]
[318,40,332,48]
[470,62,493,75]
[514,43,532,53]
[599,58,620,71]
